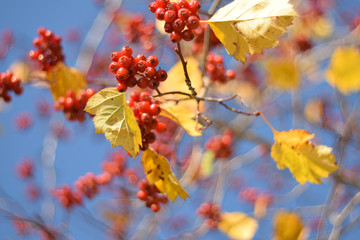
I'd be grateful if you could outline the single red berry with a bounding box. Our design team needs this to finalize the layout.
[189,1,201,13]
[164,22,173,33]
[177,0,189,9]
[172,19,185,32]
[130,91,140,101]
[116,67,130,81]
[141,113,152,124]
[118,55,132,69]
[135,54,147,63]
[120,46,133,57]
[126,76,138,87]
[137,190,148,200]
[137,77,148,89]
[156,69,167,81]
[145,67,157,78]
[139,101,151,112]
[178,8,190,21]
[110,51,122,62]
[140,92,151,102]
[149,2,159,13]
[226,70,236,80]
[150,118,158,129]
[156,0,169,8]
[116,81,128,92]
[164,10,177,23]
[149,79,160,89]
[166,2,178,11]
[156,122,166,133]
[149,104,161,116]
[145,56,159,68]
[186,16,200,30]
[181,29,194,41]
[109,62,119,74]
[155,8,166,20]
[151,203,161,212]
[170,31,182,43]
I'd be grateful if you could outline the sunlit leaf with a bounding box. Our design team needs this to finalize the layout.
[326,46,360,95]
[266,58,299,90]
[207,0,297,62]
[200,150,215,178]
[84,87,142,158]
[273,211,307,240]
[271,129,338,184]
[142,148,189,201]
[46,63,88,99]
[160,103,202,136]
[218,212,258,240]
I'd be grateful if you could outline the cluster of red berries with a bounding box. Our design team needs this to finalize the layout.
[122,14,156,52]
[52,185,83,210]
[206,53,236,83]
[205,130,234,159]
[0,71,23,102]
[101,150,126,178]
[53,88,96,122]
[127,91,166,151]
[16,157,33,180]
[196,202,222,229]
[109,46,168,92]
[149,0,201,43]
[74,173,99,199]
[151,117,179,158]
[239,187,273,206]
[29,27,64,71]
[192,23,221,53]
[136,179,168,212]
[14,112,33,131]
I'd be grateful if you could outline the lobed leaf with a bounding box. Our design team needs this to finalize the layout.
[142,148,189,201]
[84,87,142,158]
[207,0,297,62]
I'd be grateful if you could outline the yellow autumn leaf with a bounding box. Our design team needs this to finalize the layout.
[207,0,297,62]
[266,58,299,90]
[271,129,338,184]
[200,150,215,178]
[142,148,189,201]
[84,88,142,158]
[46,63,88,99]
[160,103,202,136]
[218,212,258,240]
[273,211,307,240]
[326,46,360,95]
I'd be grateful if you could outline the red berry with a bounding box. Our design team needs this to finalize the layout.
[189,1,201,13]
[116,81,128,92]
[226,70,236,80]
[140,92,151,102]
[116,67,130,81]
[156,69,167,81]
[156,122,166,133]
[186,16,200,30]
[118,55,132,69]
[136,60,146,73]
[164,22,173,33]
[130,91,140,101]
[137,190,148,200]
[141,113,152,124]
[155,8,166,20]
[149,2,159,13]
[145,56,159,68]
[177,0,189,9]
[149,104,161,116]
[135,54,147,63]
[172,19,185,32]
[181,29,194,41]
[151,203,161,212]
[109,62,119,74]
[178,8,190,21]
[137,77,148,89]
[170,31,182,43]
[145,67,157,78]
[110,51,122,62]
[120,46,133,57]
[149,79,160,89]
[145,132,156,143]
[164,10,177,23]
[166,2,178,11]
[126,76,138,87]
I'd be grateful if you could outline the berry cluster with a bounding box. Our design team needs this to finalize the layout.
[206,53,236,83]
[122,13,156,52]
[15,112,33,131]
[109,46,168,92]
[29,27,64,71]
[136,179,168,212]
[0,71,23,102]
[52,185,83,210]
[127,91,166,151]
[239,187,273,206]
[53,88,96,122]
[16,157,33,180]
[149,0,201,43]
[74,173,99,199]
[102,150,127,177]
[192,23,221,53]
[196,202,222,229]
[205,130,234,159]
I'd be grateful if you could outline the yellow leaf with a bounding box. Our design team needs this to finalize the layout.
[157,57,203,111]
[10,61,46,83]
[266,59,299,90]
[84,88,142,158]
[271,129,338,184]
[218,212,258,240]
[160,103,202,136]
[273,211,307,240]
[207,0,297,62]
[46,63,88,99]
[142,148,189,201]
[200,150,215,178]
[326,46,360,95]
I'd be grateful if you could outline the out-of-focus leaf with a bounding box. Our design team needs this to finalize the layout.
[218,212,258,240]
[207,0,297,62]
[160,103,202,136]
[84,88,142,158]
[326,46,360,95]
[142,148,189,201]
[46,63,88,99]
[271,129,338,184]
[273,211,307,240]
[200,150,215,177]
[266,59,299,90]
[304,99,324,125]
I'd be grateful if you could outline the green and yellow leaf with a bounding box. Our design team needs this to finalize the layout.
[84,87,142,158]
[207,0,297,62]
[266,58,299,90]
[142,148,189,201]
[218,212,258,240]
[271,129,338,184]
[273,211,307,240]
[326,46,360,95]
[160,103,202,136]
[46,63,88,99]
[200,150,215,178]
